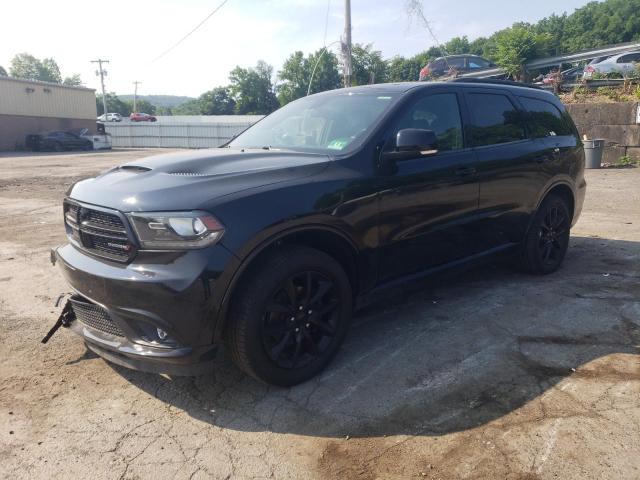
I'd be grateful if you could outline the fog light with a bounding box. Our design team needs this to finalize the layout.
[157,328,168,340]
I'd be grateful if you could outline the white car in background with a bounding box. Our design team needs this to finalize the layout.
[97,113,122,122]
[583,51,640,78]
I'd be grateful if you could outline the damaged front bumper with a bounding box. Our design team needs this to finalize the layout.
[47,243,235,376]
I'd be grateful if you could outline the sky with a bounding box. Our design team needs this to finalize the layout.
[1,0,593,97]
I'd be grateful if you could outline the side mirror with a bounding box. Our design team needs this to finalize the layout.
[382,129,438,162]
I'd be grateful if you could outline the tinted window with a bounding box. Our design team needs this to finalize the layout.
[394,93,464,152]
[468,58,490,69]
[518,96,573,138]
[466,93,526,147]
[619,53,640,63]
[447,58,465,69]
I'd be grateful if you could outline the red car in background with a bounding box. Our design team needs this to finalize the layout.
[130,112,157,122]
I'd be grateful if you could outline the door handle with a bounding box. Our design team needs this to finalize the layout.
[455,166,476,176]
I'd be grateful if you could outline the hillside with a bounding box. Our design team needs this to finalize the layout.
[117,94,194,108]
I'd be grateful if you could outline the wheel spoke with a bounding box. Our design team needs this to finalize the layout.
[303,329,321,356]
[316,299,339,316]
[284,278,298,305]
[270,331,293,359]
[542,243,553,262]
[308,317,336,336]
[263,321,290,337]
[303,271,313,305]
[291,333,303,367]
[266,302,293,315]
[309,280,332,306]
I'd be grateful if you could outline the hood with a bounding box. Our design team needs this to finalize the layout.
[69,148,330,212]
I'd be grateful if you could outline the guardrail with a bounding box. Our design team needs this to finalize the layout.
[458,41,640,79]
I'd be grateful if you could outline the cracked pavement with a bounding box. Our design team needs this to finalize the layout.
[0,149,639,479]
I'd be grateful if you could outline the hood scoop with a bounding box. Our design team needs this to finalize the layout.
[118,165,152,173]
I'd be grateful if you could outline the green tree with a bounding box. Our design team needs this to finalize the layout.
[277,49,341,105]
[493,25,551,79]
[96,93,131,116]
[444,36,471,55]
[351,43,387,85]
[128,99,156,114]
[9,53,80,84]
[62,74,83,87]
[229,61,279,114]
[199,86,236,114]
[387,55,424,82]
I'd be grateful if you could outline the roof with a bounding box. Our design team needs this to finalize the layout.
[333,79,549,95]
[0,75,95,92]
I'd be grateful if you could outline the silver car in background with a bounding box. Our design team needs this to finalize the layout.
[583,51,640,78]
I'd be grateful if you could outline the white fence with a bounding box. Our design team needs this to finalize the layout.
[105,116,264,148]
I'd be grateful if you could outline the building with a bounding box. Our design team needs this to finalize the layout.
[0,76,96,150]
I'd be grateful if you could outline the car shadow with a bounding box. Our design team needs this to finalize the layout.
[109,235,640,438]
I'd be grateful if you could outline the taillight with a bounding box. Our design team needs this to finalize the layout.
[419,66,430,80]
[585,65,595,73]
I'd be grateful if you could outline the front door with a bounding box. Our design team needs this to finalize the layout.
[377,90,480,283]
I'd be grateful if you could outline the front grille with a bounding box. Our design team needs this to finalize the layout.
[70,296,125,337]
[64,200,134,262]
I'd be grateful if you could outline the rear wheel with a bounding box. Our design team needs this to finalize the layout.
[519,193,571,274]
[225,246,352,386]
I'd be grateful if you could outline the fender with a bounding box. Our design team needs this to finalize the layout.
[211,222,360,341]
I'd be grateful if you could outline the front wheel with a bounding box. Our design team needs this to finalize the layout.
[519,193,571,274]
[225,246,352,386]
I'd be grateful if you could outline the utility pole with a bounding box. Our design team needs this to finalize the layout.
[91,59,109,117]
[133,81,142,113]
[342,0,352,88]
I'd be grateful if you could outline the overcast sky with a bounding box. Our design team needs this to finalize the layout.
[1,0,592,97]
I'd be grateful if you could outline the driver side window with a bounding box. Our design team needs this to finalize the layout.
[395,93,464,152]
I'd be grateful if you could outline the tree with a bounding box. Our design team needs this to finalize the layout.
[63,74,83,87]
[444,36,471,55]
[128,99,156,114]
[387,55,424,82]
[493,25,551,80]
[96,93,131,116]
[0,66,6,76]
[351,43,387,85]
[229,61,279,115]
[199,87,236,114]
[277,49,341,105]
[9,53,80,84]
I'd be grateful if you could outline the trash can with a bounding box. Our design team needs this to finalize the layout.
[584,139,605,169]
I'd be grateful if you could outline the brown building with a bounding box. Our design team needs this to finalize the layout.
[0,76,97,150]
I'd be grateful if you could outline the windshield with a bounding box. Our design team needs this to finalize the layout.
[228,91,399,154]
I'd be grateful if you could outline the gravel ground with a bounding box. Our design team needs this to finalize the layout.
[0,149,639,480]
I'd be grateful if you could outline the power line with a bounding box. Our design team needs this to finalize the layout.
[322,0,331,47]
[152,0,230,63]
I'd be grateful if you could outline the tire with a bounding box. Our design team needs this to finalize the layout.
[225,246,352,386]
[519,193,571,275]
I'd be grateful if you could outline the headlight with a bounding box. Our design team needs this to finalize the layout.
[127,211,224,249]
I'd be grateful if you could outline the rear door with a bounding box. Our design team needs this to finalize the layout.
[377,88,480,282]
[463,88,548,249]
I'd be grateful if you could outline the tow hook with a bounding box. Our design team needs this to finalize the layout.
[41,294,75,344]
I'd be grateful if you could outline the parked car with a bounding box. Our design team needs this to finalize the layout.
[583,51,640,78]
[25,131,93,152]
[536,66,584,85]
[130,112,157,122]
[68,128,112,150]
[419,54,496,79]
[97,113,122,122]
[50,79,585,386]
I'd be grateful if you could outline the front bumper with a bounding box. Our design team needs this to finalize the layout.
[52,242,238,376]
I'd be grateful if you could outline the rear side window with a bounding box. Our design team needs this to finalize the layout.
[518,96,573,138]
[468,58,490,69]
[394,93,464,151]
[466,93,526,147]
[618,53,640,63]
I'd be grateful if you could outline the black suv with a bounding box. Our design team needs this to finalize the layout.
[51,80,586,386]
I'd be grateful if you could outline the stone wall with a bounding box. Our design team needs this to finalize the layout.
[565,102,640,163]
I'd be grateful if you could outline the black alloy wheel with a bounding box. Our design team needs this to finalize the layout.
[520,193,571,274]
[262,270,339,369]
[225,246,352,386]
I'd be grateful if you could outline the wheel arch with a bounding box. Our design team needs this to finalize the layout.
[213,225,360,341]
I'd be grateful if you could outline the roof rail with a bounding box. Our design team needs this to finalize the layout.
[450,78,544,90]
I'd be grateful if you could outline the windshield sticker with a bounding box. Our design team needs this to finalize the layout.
[327,138,351,150]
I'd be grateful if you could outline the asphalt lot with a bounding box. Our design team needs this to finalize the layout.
[0,148,639,479]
